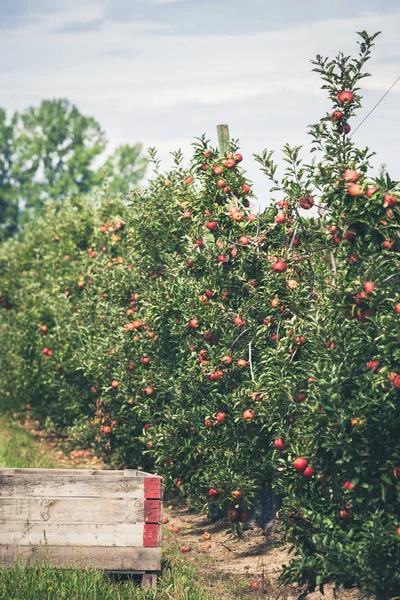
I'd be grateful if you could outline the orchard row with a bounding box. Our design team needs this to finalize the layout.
[1,31,400,597]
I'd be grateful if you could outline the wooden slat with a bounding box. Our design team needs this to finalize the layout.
[0,468,157,478]
[143,500,161,523]
[0,497,150,524]
[144,477,162,499]
[0,522,148,547]
[0,545,161,570]
[0,468,146,477]
[0,474,145,498]
[143,524,159,548]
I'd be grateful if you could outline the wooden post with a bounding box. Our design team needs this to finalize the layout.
[217,124,230,157]
[142,573,157,588]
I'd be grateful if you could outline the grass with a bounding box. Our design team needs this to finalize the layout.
[0,418,254,600]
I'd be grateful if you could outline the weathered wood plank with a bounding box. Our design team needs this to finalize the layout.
[142,573,158,588]
[0,545,161,570]
[0,522,150,547]
[0,468,152,477]
[0,474,148,498]
[0,497,161,524]
[217,124,230,156]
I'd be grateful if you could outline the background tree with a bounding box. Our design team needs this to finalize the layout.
[0,109,18,238]
[0,99,148,237]
[102,144,148,196]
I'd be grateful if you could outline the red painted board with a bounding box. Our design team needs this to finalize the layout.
[144,477,162,499]
[143,523,159,547]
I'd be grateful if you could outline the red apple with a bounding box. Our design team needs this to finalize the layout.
[234,153,243,163]
[189,318,199,329]
[302,466,314,478]
[364,281,375,294]
[221,355,233,366]
[205,221,218,230]
[384,194,397,208]
[231,490,243,501]
[343,169,359,182]
[224,158,236,169]
[273,437,287,450]
[299,196,314,210]
[234,316,245,326]
[231,211,243,222]
[366,186,378,198]
[243,409,255,422]
[249,581,260,590]
[208,488,219,497]
[215,411,226,423]
[238,235,250,245]
[272,259,287,272]
[344,481,355,490]
[347,184,364,197]
[331,110,343,121]
[343,230,356,242]
[337,90,354,105]
[293,457,308,472]
[337,123,351,135]
[275,212,287,224]
[141,357,150,365]
[367,360,380,371]
[228,508,239,521]
[242,184,251,194]
[383,239,396,250]
[213,165,223,175]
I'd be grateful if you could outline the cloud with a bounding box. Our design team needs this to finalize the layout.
[1,1,400,205]
[152,0,189,4]
[54,19,104,34]
[0,0,62,29]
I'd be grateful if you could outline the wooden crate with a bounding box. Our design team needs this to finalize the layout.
[0,468,162,588]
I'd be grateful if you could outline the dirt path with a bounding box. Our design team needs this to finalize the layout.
[162,502,360,599]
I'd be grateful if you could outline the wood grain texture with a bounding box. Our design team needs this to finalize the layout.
[0,522,148,547]
[0,468,156,477]
[0,474,145,498]
[0,497,151,523]
[0,545,161,570]
[0,468,125,477]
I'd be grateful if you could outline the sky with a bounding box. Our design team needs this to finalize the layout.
[1,0,399,207]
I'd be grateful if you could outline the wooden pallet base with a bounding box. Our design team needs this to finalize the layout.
[105,570,158,588]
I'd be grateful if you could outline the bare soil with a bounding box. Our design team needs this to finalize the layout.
[162,501,361,600]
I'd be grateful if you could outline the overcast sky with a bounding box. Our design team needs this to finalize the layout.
[1,0,399,207]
